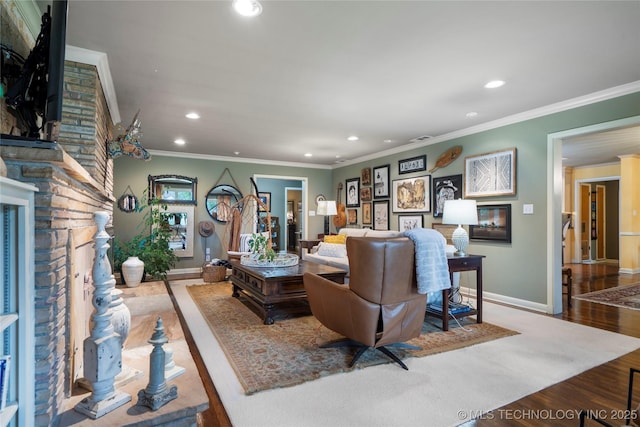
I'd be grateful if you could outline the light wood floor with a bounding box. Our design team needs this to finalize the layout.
[169,264,640,427]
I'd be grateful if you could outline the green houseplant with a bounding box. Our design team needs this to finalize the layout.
[114,195,178,282]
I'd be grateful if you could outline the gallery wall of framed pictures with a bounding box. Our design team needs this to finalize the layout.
[334,145,517,238]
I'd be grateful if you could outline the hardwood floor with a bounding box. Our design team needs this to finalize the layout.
[174,264,640,427]
[470,263,640,427]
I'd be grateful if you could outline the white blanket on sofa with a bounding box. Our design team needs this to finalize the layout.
[403,228,451,294]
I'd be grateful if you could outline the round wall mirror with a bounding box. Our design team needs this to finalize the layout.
[117,194,138,213]
[206,184,243,223]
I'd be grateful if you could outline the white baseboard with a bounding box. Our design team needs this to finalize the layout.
[620,267,640,275]
[169,267,203,275]
[461,286,548,314]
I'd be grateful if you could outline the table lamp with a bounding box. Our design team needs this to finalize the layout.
[442,198,478,256]
[317,200,337,235]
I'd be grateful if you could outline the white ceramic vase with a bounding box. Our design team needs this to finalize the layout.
[122,256,144,287]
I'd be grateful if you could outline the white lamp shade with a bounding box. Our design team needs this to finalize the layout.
[442,199,478,226]
[317,200,337,216]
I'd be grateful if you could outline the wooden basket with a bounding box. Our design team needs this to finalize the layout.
[202,265,227,282]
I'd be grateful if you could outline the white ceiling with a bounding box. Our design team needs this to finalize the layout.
[63,1,640,167]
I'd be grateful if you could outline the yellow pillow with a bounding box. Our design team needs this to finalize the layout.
[324,234,347,244]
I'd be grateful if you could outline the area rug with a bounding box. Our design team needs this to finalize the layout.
[187,282,517,395]
[573,283,640,310]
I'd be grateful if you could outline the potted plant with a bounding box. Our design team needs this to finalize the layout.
[248,233,276,262]
[114,195,178,282]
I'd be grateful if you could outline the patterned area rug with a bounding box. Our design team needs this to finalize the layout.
[187,282,518,395]
[573,283,640,310]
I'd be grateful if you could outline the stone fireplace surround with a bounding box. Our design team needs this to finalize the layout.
[1,47,115,424]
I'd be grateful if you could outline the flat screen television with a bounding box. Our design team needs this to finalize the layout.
[1,0,67,145]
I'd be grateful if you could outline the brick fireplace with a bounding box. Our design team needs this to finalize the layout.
[1,57,116,425]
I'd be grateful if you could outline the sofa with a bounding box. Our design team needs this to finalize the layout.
[302,228,456,277]
[302,228,404,275]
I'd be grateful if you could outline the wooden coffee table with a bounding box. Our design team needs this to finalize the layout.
[229,259,347,325]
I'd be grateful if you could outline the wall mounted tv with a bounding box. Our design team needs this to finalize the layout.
[1,0,67,145]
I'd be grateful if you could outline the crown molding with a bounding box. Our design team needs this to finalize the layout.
[334,81,640,169]
[148,149,332,170]
[65,45,121,125]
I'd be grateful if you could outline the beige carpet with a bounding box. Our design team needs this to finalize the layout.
[573,282,640,310]
[187,282,517,395]
[171,278,640,427]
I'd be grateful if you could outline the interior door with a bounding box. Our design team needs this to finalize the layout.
[596,184,606,260]
[580,184,590,261]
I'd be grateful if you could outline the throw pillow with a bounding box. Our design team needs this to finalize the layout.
[316,242,348,258]
[324,234,347,244]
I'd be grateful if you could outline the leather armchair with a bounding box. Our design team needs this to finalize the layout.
[303,237,426,370]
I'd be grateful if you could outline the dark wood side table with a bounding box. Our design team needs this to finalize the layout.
[425,254,485,331]
[299,239,321,259]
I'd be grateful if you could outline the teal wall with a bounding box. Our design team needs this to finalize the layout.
[332,92,640,304]
[114,92,640,304]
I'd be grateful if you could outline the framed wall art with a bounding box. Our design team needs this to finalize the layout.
[391,175,431,213]
[362,202,372,225]
[361,167,371,186]
[373,200,389,230]
[345,177,360,207]
[373,164,390,199]
[258,192,271,212]
[464,148,517,198]
[347,208,358,225]
[432,174,463,218]
[360,186,372,202]
[469,204,512,243]
[398,154,426,175]
[398,215,423,232]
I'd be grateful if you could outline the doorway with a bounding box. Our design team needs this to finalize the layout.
[285,187,302,252]
[548,115,640,314]
[254,175,308,248]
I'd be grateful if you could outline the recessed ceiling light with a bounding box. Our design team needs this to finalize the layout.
[234,151,240,156]
[233,0,262,17]
[383,139,393,143]
[185,112,200,119]
[347,136,359,141]
[466,111,479,118]
[174,138,186,145]
[484,80,505,89]
[304,153,312,157]
[335,155,341,158]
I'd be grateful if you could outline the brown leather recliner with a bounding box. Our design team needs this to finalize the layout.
[303,237,427,370]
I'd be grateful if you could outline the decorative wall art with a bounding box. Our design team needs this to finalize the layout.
[469,204,512,243]
[258,192,271,212]
[360,187,372,202]
[464,148,517,198]
[398,215,423,232]
[346,177,360,207]
[361,167,371,186]
[398,154,426,174]
[432,174,463,218]
[117,185,139,213]
[373,164,390,199]
[149,174,198,205]
[391,175,431,213]
[206,184,243,222]
[373,200,389,230]
[347,208,358,225]
[362,202,372,225]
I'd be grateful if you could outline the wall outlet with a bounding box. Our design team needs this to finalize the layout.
[523,204,534,215]
[205,247,211,262]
